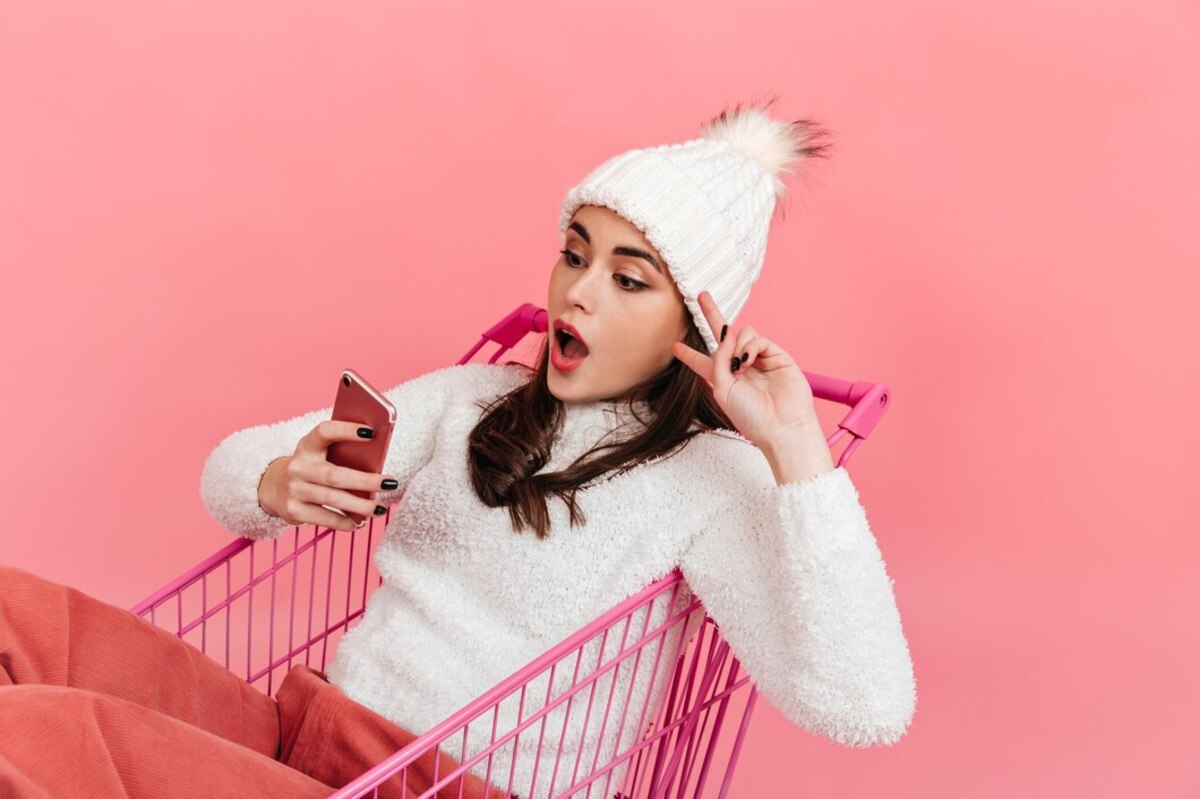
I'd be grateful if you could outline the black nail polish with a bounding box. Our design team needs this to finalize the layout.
[374,504,387,516]
[740,352,749,364]
[720,324,728,342]
[730,356,740,372]
[357,427,374,439]
[381,478,398,490]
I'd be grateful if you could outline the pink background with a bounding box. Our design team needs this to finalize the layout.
[2,1,1198,795]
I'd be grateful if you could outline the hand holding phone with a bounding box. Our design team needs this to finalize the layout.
[256,369,398,532]
[325,369,398,527]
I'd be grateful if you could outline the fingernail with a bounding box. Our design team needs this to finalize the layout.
[720,324,727,342]
[740,352,749,364]
[730,357,740,373]
[357,427,374,439]
[374,504,387,516]
[380,478,398,490]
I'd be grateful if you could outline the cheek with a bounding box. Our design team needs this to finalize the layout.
[616,305,680,355]
[546,271,562,301]
[548,263,570,295]
[652,300,686,339]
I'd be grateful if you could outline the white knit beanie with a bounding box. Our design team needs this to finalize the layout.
[557,101,829,354]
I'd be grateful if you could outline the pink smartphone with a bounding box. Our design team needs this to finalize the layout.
[325,369,397,528]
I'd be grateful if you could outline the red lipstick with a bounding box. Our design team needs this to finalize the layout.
[551,319,590,372]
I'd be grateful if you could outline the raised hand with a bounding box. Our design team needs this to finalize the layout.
[671,290,822,454]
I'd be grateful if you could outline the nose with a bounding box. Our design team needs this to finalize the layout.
[562,260,604,310]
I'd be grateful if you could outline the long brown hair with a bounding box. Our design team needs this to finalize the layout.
[466,317,734,539]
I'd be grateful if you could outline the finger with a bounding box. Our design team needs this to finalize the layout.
[283,453,386,499]
[697,290,731,352]
[297,420,376,457]
[671,339,714,386]
[299,481,384,522]
[735,337,766,372]
[730,326,758,371]
[733,326,758,352]
[287,455,394,496]
[282,497,360,532]
[700,293,739,392]
[744,335,788,369]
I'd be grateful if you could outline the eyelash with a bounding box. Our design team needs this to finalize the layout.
[559,248,649,292]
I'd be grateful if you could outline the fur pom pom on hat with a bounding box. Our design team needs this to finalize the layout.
[558,99,831,354]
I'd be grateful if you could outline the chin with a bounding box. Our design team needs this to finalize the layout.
[546,373,595,404]
[545,376,573,401]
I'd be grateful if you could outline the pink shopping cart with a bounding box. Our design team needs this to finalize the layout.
[132,302,891,799]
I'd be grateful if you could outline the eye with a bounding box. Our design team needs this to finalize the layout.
[559,248,583,267]
[559,249,648,292]
[614,274,648,292]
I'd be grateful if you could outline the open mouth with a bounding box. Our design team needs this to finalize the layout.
[553,328,590,367]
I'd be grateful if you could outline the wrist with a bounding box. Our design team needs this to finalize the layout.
[761,424,835,487]
[257,457,288,518]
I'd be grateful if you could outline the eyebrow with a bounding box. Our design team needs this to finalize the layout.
[568,221,663,275]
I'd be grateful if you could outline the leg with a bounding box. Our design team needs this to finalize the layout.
[0,684,334,798]
[0,565,280,758]
[277,664,517,799]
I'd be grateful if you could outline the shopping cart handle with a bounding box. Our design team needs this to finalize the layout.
[480,303,547,349]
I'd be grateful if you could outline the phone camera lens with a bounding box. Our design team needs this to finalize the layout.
[342,376,350,386]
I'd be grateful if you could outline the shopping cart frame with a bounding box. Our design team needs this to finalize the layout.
[134,302,890,798]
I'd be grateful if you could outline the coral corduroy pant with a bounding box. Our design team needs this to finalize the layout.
[0,565,514,799]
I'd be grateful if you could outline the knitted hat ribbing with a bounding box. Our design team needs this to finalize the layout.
[557,101,828,354]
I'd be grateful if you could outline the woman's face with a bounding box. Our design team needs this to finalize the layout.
[547,204,689,404]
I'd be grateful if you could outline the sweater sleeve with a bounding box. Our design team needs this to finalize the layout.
[677,441,917,748]
[199,362,522,541]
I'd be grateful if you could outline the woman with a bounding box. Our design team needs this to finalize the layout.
[0,100,916,798]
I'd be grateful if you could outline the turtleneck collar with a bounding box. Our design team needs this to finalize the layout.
[532,396,657,476]
[557,396,653,444]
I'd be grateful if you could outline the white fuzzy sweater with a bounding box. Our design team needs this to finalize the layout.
[199,362,916,797]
